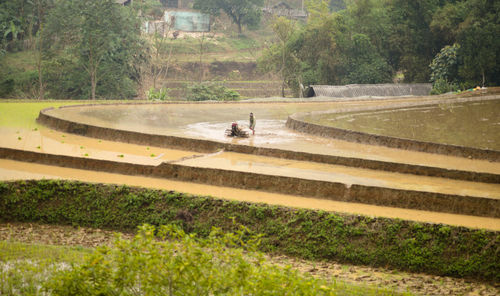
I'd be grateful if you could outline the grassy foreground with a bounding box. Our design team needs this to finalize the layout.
[0,180,498,282]
[0,227,406,295]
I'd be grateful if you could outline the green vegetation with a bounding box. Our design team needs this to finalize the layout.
[2,0,498,99]
[0,241,90,262]
[0,226,403,296]
[0,241,90,295]
[146,87,171,101]
[259,0,499,95]
[186,82,240,101]
[0,101,125,128]
[194,0,264,34]
[1,180,498,281]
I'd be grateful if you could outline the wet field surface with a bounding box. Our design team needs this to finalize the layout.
[1,96,500,229]
[44,100,500,174]
[1,97,500,295]
[1,158,499,231]
[305,99,500,150]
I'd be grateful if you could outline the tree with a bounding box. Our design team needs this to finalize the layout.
[429,0,499,88]
[456,0,499,87]
[45,0,143,99]
[259,17,302,97]
[194,0,264,34]
[149,21,174,89]
[386,0,445,82]
[338,33,393,84]
[274,17,296,96]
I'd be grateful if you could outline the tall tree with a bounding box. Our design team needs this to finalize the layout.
[194,0,264,34]
[386,0,444,82]
[430,0,499,88]
[45,0,143,100]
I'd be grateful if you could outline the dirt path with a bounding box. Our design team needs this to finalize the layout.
[0,222,497,296]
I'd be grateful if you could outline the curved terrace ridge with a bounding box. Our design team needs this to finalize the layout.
[286,96,500,162]
[36,103,499,183]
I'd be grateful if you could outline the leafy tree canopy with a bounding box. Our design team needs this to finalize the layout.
[194,0,264,34]
[43,0,144,99]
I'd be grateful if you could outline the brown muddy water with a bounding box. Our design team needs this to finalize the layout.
[0,126,197,165]
[305,99,500,150]
[1,159,499,231]
[177,152,500,199]
[44,100,500,174]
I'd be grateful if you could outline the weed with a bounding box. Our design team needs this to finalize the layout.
[0,180,498,282]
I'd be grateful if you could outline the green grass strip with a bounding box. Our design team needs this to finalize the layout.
[0,180,498,281]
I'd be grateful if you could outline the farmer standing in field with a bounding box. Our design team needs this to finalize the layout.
[249,112,256,135]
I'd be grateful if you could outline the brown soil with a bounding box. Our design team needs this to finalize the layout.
[1,222,498,296]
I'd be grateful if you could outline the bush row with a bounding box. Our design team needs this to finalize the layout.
[0,180,498,281]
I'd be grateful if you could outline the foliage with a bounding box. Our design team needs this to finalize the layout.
[0,241,89,295]
[0,180,498,281]
[45,224,331,295]
[430,0,500,88]
[43,0,144,99]
[258,17,301,97]
[146,87,170,101]
[0,227,400,296]
[429,43,460,94]
[186,82,240,101]
[194,0,265,34]
[429,78,459,95]
[336,33,392,84]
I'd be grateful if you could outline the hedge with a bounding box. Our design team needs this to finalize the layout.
[0,180,498,281]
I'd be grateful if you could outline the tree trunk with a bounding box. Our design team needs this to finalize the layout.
[37,56,44,100]
[281,41,286,97]
[237,19,242,34]
[91,72,97,100]
[482,69,485,87]
[36,0,44,100]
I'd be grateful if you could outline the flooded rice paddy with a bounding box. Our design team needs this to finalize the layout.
[1,159,499,231]
[1,97,500,229]
[304,99,500,150]
[44,101,500,173]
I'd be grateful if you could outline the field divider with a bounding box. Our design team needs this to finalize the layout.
[286,96,500,162]
[0,146,498,218]
[36,106,500,184]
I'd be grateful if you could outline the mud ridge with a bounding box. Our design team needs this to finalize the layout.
[36,107,500,184]
[1,147,498,218]
[287,96,500,162]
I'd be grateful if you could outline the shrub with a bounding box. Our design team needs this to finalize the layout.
[186,82,240,101]
[146,87,170,101]
[0,180,498,281]
[44,224,396,295]
[430,78,459,95]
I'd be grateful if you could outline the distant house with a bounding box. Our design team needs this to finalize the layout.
[263,1,307,20]
[163,10,210,32]
[144,9,210,35]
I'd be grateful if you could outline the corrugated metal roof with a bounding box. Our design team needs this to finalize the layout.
[308,84,432,98]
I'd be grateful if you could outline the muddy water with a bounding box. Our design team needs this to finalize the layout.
[0,126,197,164]
[45,100,500,174]
[1,159,499,231]
[177,152,500,198]
[307,99,500,150]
